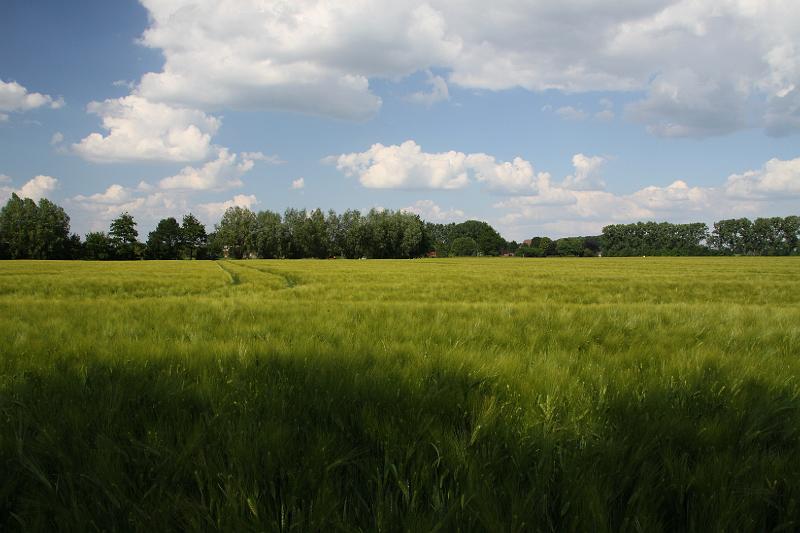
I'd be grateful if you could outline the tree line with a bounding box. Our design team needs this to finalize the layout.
[0,193,797,259]
[601,218,800,256]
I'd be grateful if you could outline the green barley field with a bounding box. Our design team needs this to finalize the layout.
[2,257,800,531]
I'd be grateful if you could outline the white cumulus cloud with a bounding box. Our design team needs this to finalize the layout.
[17,175,59,200]
[158,148,259,190]
[160,1,800,134]
[0,79,64,117]
[724,157,800,199]
[197,194,259,221]
[402,199,464,221]
[73,95,220,163]
[291,177,305,190]
[562,154,607,191]
[330,140,471,190]
[329,140,545,192]
[73,184,133,204]
[134,0,463,119]
[493,154,800,239]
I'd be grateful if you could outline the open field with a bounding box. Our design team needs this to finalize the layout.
[1,257,800,531]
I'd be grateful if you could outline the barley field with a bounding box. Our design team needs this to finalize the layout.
[1,258,799,531]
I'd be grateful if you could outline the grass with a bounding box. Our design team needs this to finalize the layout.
[1,257,799,531]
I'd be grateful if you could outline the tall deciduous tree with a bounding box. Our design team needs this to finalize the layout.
[109,212,140,260]
[216,206,257,259]
[253,210,282,258]
[84,232,114,260]
[147,217,182,259]
[180,213,207,259]
[0,193,73,259]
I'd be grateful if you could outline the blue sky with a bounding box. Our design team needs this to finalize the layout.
[1,0,798,240]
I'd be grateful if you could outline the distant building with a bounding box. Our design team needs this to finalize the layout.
[426,250,438,258]
[522,239,532,246]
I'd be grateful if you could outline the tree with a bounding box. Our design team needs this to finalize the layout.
[109,212,139,259]
[306,208,329,258]
[281,208,308,259]
[253,210,282,258]
[0,194,36,258]
[216,206,257,258]
[450,236,477,256]
[602,222,709,256]
[84,232,114,260]
[399,213,426,258]
[555,237,585,257]
[146,217,182,259]
[180,213,207,259]
[782,216,800,255]
[67,234,83,259]
[0,194,73,259]
[338,209,366,258]
[32,198,71,259]
[426,219,506,256]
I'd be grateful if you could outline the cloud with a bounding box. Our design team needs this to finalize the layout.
[0,80,64,118]
[561,154,606,190]
[73,184,133,204]
[196,194,258,221]
[402,199,464,221]
[240,151,284,165]
[494,154,800,239]
[291,177,305,190]
[158,148,260,190]
[464,153,543,193]
[328,140,543,192]
[134,0,464,119]
[112,79,135,90]
[494,182,712,239]
[50,132,64,146]
[625,70,751,137]
[724,157,800,199]
[73,95,220,163]
[18,175,59,200]
[407,71,450,106]
[329,140,471,190]
[48,0,791,139]
[3,175,60,201]
[555,106,587,121]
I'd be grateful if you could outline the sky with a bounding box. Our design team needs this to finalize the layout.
[1,0,799,241]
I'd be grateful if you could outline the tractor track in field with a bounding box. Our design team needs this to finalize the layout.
[215,261,240,285]
[225,261,302,289]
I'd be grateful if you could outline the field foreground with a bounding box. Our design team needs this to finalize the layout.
[1,257,800,531]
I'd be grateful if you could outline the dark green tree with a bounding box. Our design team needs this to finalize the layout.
[306,208,329,258]
[84,231,114,260]
[180,213,208,259]
[109,212,140,259]
[253,210,283,258]
[0,194,73,259]
[216,206,257,259]
[31,198,71,259]
[0,194,36,258]
[146,217,182,259]
[67,233,83,259]
[450,236,477,256]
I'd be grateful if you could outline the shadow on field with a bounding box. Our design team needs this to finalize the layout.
[2,353,800,532]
